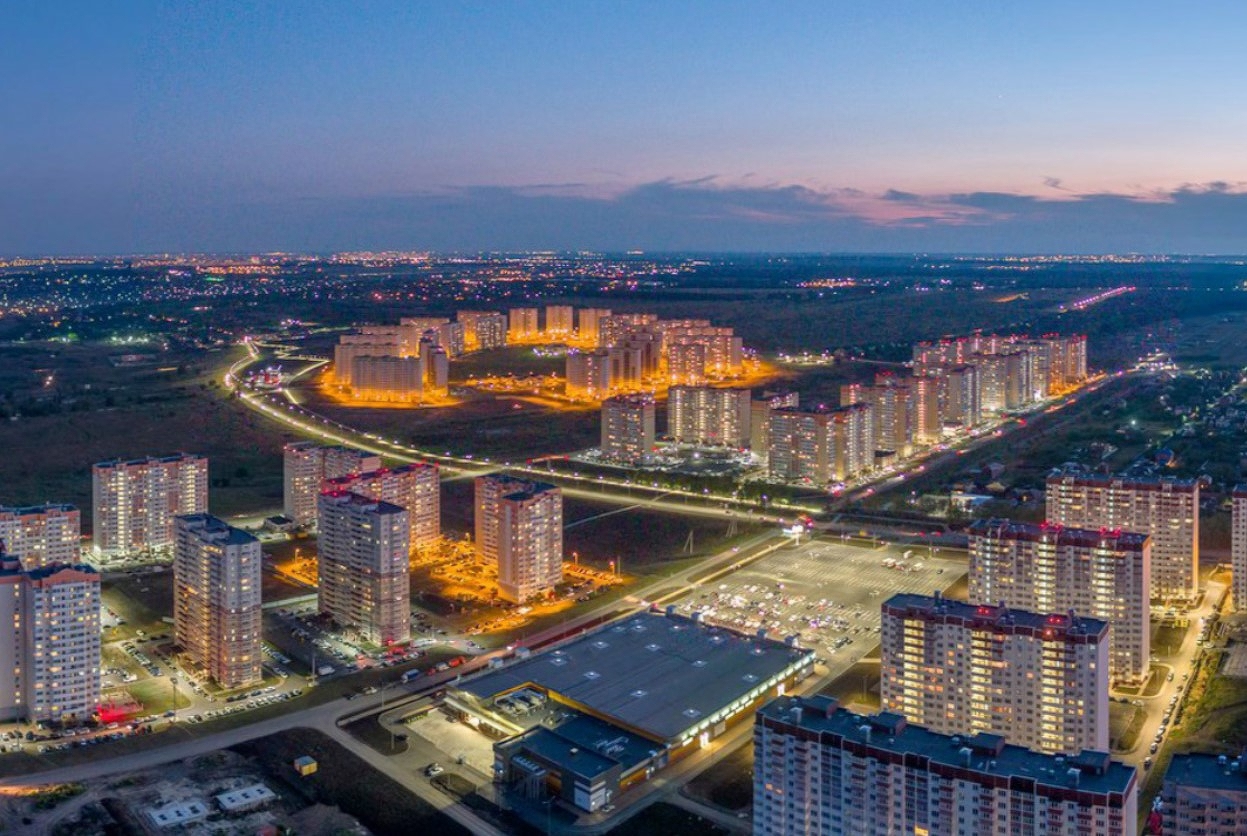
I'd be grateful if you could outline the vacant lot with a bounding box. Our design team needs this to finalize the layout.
[231,727,471,836]
[0,342,292,521]
[684,743,754,813]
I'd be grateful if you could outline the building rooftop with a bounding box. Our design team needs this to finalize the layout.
[968,518,1150,550]
[1164,752,1247,793]
[1046,471,1198,490]
[460,611,812,743]
[759,695,1136,797]
[177,513,258,546]
[318,490,406,516]
[94,453,204,468]
[499,727,620,783]
[882,592,1110,641]
[0,503,77,514]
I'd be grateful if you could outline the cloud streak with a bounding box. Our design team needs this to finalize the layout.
[4,178,1247,255]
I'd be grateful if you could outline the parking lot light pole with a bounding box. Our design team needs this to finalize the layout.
[170,676,177,722]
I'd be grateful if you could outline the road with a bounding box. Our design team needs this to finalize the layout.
[1123,581,1228,769]
[0,671,508,835]
[227,343,817,522]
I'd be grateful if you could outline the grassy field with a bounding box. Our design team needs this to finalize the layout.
[439,478,767,574]
[0,342,293,521]
[607,801,731,836]
[1173,669,1247,754]
[819,650,883,709]
[1109,703,1146,752]
[684,743,754,813]
[230,727,472,836]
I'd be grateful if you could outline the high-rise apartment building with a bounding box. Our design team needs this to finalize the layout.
[607,344,644,389]
[600,394,655,465]
[667,342,708,385]
[350,355,423,401]
[840,381,913,456]
[1233,486,1247,612]
[911,375,942,444]
[664,328,743,378]
[767,405,874,484]
[457,310,507,351]
[508,307,540,341]
[544,305,574,337]
[832,402,875,480]
[317,492,410,645]
[1160,753,1247,836]
[420,339,449,393]
[881,592,1109,754]
[749,391,799,462]
[333,326,404,386]
[667,386,751,447]
[398,316,465,358]
[1046,474,1199,599]
[0,553,101,723]
[92,454,209,557]
[283,443,380,528]
[576,308,611,345]
[755,694,1137,836]
[940,364,981,429]
[475,475,562,603]
[323,463,441,550]
[566,349,612,399]
[174,514,262,688]
[598,313,658,348]
[768,408,833,484]
[0,504,80,570]
[968,519,1151,682]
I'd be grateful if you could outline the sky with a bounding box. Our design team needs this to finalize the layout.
[3,1,1247,255]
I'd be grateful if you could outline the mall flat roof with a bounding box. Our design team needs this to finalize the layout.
[460,611,812,743]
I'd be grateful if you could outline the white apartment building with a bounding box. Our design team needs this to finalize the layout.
[401,317,466,358]
[457,310,507,350]
[0,504,80,570]
[841,381,913,456]
[317,491,411,645]
[544,305,574,336]
[755,694,1138,836]
[662,324,743,377]
[283,442,379,528]
[768,404,876,485]
[1046,474,1199,599]
[968,519,1151,682]
[174,514,262,688]
[1233,485,1247,612]
[667,386,751,448]
[576,308,611,345]
[333,327,404,386]
[508,307,540,340]
[881,593,1110,755]
[474,475,562,603]
[566,349,613,400]
[0,554,101,724]
[350,354,424,401]
[749,391,799,462]
[667,342,708,385]
[940,363,981,428]
[600,394,656,465]
[1161,753,1247,836]
[92,454,209,557]
[324,463,441,550]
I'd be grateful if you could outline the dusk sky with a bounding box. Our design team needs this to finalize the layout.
[5,2,1247,254]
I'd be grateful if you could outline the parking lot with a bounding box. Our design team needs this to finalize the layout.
[669,536,965,674]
